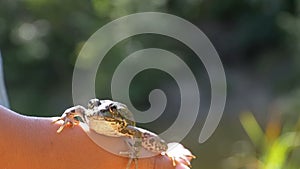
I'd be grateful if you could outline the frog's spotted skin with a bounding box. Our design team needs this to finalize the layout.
[137,127,168,153]
[53,98,194,169]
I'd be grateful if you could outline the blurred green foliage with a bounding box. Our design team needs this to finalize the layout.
[230,112,300,169]
[1,0,300,168]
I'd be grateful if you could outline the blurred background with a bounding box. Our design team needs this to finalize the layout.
[1,0,300,168]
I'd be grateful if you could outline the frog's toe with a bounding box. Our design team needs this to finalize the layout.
[120,149,139,169]
[178,156,192,167]
[164,153,195,167]
[124,158,138,169]
[51,117,62,124]
[125,157,133,169]
[119,153,138,169]
[52,115,80,133]
[55,120,72,133]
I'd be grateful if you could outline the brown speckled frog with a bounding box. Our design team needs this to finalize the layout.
[53,98,195,169]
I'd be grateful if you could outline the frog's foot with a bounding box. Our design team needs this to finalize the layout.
[162,142,196,167]
[52,112,80,133]
[119,151,138,169]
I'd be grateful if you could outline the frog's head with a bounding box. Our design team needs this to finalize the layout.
[91,100,116,117]
[99,100,133,120]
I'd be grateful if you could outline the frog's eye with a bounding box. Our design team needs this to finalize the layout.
[110,105,117,110]
[107,104,117,113]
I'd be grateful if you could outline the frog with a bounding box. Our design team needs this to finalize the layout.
[52,98,195,169]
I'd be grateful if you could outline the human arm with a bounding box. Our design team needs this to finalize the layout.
[0,106,192,169]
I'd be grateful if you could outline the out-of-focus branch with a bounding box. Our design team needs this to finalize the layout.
[0,51,9,108]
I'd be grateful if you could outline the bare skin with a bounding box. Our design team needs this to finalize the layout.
[0,106,192,169]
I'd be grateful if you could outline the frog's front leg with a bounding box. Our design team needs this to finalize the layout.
[52,105,86,133]
[52,112,79,133]
[118,125,144,169]
[120,137,142,169]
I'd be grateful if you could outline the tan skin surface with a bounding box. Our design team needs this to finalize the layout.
[0,106,192,169]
